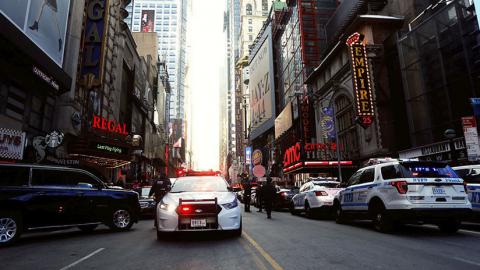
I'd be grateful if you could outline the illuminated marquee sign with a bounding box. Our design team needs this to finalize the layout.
[80,0,109,85]
[92,115,128,135]
[283,142,301,167]
[92,142,126,154]
[346,32,375,129]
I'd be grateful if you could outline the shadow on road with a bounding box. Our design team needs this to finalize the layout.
[156,231,240,243]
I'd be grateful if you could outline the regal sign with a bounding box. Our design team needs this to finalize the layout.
[92,115,128,135]
[346,32,375,129]
[80,0,109,85]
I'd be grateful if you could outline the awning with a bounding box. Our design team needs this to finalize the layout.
[283,161,356,174]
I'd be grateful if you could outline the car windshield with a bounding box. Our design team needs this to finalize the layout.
[170,177,228,192]
[314,182,340,188]
[398,162,458,178]
[141,187,151,197]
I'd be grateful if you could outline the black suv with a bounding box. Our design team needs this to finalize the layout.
[0,164,140,246]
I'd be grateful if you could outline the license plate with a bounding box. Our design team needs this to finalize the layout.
[433,187,446,195]
[190,219,207,228]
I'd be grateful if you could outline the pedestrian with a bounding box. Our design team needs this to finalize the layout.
[256,178,263,213]
[242,174,252,213]
[263,176,277,219]
[149,173,172,228]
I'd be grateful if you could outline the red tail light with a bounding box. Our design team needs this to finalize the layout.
[179,206,192,214]
[280,192,287,197]
[315,191,328,196]
[390,181,408,194]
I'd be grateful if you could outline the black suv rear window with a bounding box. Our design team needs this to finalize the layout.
[0,166,29,186]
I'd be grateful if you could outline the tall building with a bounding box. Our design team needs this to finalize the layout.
[125,0,188,168]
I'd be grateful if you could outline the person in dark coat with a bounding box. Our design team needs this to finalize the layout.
[256,178,263,212]
[242,175,252,212]
[149,173,172,202]
[262,176,277,219]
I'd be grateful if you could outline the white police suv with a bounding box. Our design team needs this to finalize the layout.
[453,165,480,219]
[334,161,471,233]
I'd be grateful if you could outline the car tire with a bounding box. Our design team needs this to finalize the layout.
[231,221,242,237]
[78,224,98,232]
[305,201,314,218]
[371,203,394,233]
[0,212,22,247]
[290,202,298,215]
[334,202,347,224]
[108,208,134,231]
[438,220,461,234]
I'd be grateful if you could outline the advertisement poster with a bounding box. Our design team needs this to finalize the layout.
[0,128,26,160]
[321,107,336,140]
[141,10,155,32]
[0,0,71,66]
[475,0,480,29]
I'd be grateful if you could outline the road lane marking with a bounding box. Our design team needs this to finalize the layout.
[240,239,269,270]
[453,257,480,267]
[59,248,105,270]
[243,231,284,270]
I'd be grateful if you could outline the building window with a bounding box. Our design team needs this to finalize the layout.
[248,26,253,32]
[248,18,252,24]
[262,0,268,16]
[334,95,358,159]
[249,35,253,41]
[246,4,252,15]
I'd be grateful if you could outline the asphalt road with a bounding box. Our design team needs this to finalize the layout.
[2,208,480,270]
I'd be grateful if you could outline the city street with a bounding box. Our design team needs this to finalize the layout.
[2,209,480,270]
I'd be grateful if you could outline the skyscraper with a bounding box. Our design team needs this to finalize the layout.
[125,0,187,132]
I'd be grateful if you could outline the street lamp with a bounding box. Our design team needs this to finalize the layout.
[444,129,457,165]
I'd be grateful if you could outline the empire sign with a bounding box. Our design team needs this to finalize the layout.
[346,32,375,129]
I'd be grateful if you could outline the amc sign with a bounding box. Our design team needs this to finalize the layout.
[283,142,301,167]
[346,32,375,129]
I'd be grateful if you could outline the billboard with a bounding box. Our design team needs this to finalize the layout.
[249,24,275,140]
[141,10,155,32]
[0,0,71,66]
[0,128,26,160]
[275,102,293,139]
[475,0,480,29]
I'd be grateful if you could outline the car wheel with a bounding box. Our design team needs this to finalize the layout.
[334,202,346,224]
[108,208,134,231]
[78,224,98,232]
[438,220,460,234]
[0,212,22,247]
[290,202,297,215]
[305,201,314,218]
[371,204,393,233]
[231,221,242,237]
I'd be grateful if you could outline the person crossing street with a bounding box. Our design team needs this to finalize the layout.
[262,176,277,219]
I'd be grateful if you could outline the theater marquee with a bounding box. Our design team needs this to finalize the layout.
[346,32,375,129]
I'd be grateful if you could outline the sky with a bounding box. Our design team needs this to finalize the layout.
[187,0,225,170]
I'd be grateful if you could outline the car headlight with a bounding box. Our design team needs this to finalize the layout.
[222,198,238,210]
[159,202,176,212]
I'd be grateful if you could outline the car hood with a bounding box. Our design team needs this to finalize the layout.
[163,192,236,206]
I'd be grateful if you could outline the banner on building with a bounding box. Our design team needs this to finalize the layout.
[249,24,275,140]
[462,116,480,161]
[141,10,155,32]
[475,0,480,29]
[0,128,26,160]
[0,0,71,66]
[346,32,375,129]
[275,102,293,139]
[245,147,252,165]
[320,107,336,140]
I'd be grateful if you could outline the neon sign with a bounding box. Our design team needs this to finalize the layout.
[346,32,375,129]
[92,115,128,135]
[283,142,301,167]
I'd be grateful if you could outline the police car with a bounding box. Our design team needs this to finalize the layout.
[453,165,480,219]
[155,175,241,238]
[290,179,342,218]
[333,160,471,233]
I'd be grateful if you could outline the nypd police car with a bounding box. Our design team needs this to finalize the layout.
[334,161,471,233]
[453,165,480,219]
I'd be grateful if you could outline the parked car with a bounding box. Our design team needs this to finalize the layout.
[274,188,296,210]
[291,180,342,217]
[453,165,480,219]
[135,186,156,217]
[334,161,471,233]
[0,164,141,246]
[236,190,244,203]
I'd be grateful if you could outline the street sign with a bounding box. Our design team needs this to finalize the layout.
[253,165,266,178]
[462,116,480,161]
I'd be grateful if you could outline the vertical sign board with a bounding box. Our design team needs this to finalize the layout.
[249,24,276,140]
[462,116,480,161]
[475,0,480,30]
[141,10,155,32]
[80,0,109,86]
[346,33,375,129]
